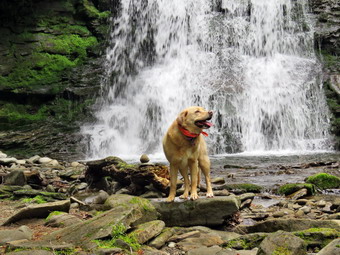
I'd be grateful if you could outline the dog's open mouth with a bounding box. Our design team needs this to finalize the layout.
[195,117,213,129]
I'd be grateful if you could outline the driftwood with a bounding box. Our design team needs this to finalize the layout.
[85,157,170,193]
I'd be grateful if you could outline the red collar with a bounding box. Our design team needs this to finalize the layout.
[178,124,208,138]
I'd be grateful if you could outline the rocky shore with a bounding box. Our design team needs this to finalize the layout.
[0,152,339,255]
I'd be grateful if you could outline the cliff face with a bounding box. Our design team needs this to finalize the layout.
[0,0,338,160]
[0,0,112,160]
[310,0,340,149]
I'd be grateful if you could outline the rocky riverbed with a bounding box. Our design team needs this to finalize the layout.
[0,151,339,255]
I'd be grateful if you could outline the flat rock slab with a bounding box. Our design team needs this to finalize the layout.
[2,200,70,226]
[43,195,158,248]
[236,219,340,233]
[6,239,74,251]
[0,226,32,245]
[150,196,240,227]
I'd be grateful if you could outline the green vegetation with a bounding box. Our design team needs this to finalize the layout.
[93,223,142,252]
[22,195,47,204]
[223,183,263,193]
[272,246,291,255]
[129,196,154,212]
[294,228,340,249]
[306,173,340,190]
[224,233,267,250]
[277,183,315,196]
[46,211,66,221]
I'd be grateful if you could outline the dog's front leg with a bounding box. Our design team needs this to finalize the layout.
[189,160,199,200]
[167,164,178,202]
[179,167,190,199]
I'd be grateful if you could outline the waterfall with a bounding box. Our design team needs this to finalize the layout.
[81,0,333,159]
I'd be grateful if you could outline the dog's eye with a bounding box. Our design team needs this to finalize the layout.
[195,110,200,113]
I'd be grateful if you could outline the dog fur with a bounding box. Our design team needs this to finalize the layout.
[162,106,214,202]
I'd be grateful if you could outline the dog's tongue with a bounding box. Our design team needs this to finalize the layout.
[203,121,213,127]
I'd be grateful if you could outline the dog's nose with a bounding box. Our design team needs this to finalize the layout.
[208,111,213,116]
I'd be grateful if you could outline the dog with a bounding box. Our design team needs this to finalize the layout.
[162,106,214,202]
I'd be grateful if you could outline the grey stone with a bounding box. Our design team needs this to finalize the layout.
[236,219,340,233]
[27,155,41,164]
[0,157,17,165]
[6,239,74,251]
[6,250,54,255]
[45,213,83,227]
[2,200,70,226]
[151,196,240,227]
[38,157,53,164]
[4,170,26,186]
[187,245,223,255]
[0,225,33,245]
[130,220,165,244]
[149,227,176,249]
[43,195,159,247]
[257,231,306,255]
[140,154,150,163]
[318,238,340,255]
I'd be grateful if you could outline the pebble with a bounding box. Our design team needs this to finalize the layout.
[317,200,327,207]
[168,242,176,248]
[27,155,40,164]
[140,154,150,163]
[300,206,311,214]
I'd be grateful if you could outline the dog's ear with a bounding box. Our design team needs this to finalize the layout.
[176,110,188,125]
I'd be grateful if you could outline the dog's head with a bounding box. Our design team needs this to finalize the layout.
[176,106,213,133]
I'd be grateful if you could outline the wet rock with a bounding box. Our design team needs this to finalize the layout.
[130,220,165,244]
[215,183,262,194]
[151,196,240,227]
[0,225,33,245]
[0,151,7,158]
[4,170,26,186]
[278,183,315,196]
[318,238,340,255]
[257,231,306,255]
[2,200,70,226]
[288,188,308,200]
[176,232,224,251]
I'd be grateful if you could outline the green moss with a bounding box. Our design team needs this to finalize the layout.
[0,103,47,123]
[1,53,76,90]
[93,223,141,251]
[294,228,339,249]
[272,246,291,255]
[223,183,263,193]
[22,195,47,204]
[277,183,315,196]
[46,211,66,221]
[224,233,267,250]
[129,196,154,212]
[306,173,340,190]
[82,0,110,20]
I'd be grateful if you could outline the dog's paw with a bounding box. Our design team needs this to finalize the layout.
[206,192,214,198]
[190,193,199,200]
[179,194,189,200]
[166,196,175,202]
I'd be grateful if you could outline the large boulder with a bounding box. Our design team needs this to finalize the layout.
[150,196,240,227]
[42,195,159,248]
[0,226,33,245]
[257,231,306,255]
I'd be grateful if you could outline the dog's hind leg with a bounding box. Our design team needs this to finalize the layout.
[167,164,178,202]
[188,159,199,200]
[199,155,214,198]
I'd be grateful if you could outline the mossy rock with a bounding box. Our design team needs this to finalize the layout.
[306,173,340,190]
[294,228,340,250]
[222,183,263,193]
[277,183,315,196]
[224,233,268,250]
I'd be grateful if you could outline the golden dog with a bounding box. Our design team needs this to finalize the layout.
[163,106,214,202]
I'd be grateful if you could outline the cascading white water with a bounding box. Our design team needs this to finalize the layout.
[81,0,333,159]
